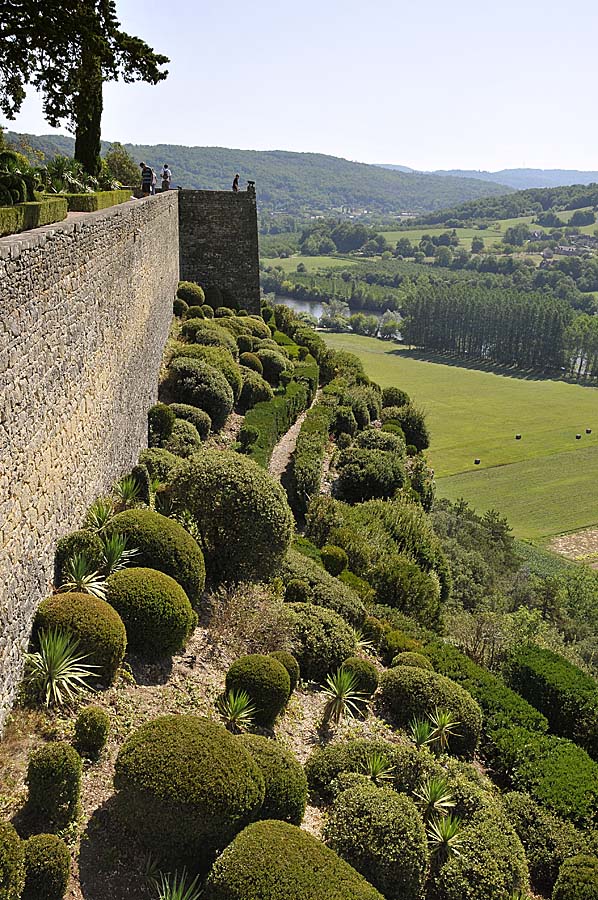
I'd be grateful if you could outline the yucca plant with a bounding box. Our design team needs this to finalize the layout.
[216,689,256,733]
[413,776,456,820]
[58,553,107,600]
[24,628,98,706]
[362,750,395,785]
[429,707,460,754]
[84,496,115,533]
[321,667,365,725]
[351,627,374,654]
[155,868,201,900]
[113,474,140,509]
[427,814,464,861]
[409,716,435,748]
[100,532,139,575]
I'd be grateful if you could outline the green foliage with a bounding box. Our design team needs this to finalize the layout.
[106,567,195,658]
[164,418,202,457]
[170,450,293,584]
[354,428,406,453]
[382,386,410,408]
[370,554,441,626]
[184,304,205,319]
[255,348,289,386]
[103,141,139,185]
[61,189,131,211]
[288,402,333,517]
[26,742,81,826]
[105,509,205,606]
[57,552,106,599]
[321,545,348,576]
[242,380,309,468]
[138,448,181,483]
[34,593,126,684]
[226,654,290,727]
[22,834,70,900]
[269,651,300,692]
[335,447,406,503]
[324,781,428,900]
[239,734,308,825]
[53,529,103,586]
[239,351,263,373]
[203,819,385,900]
[153,868,202,900]
[238,366,275,412]
[202,304,214,318]
[177,282,205,306]
[413,775,456,820]
[73,705,110,759]
[392,651,434,670]
[171,344,242,401]
[380,629,422,664]
[553,854,598,900]
[167,357,234,431]
[130,463,151,505]
[216,689,256,733]
[0,821,25,900]
[282,549,366,625]
[333,406,358,438]
[180,319,238,357]
[24,628,98,706]
[288,603,356,682]
[379,667,482,758]
[148,403,176,447]
[0,198,67,237]
[113,715,265,870]
[168,404,211,439]
[341,657,378,696]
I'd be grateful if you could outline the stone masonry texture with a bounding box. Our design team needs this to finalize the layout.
[0,192,178,726]
[178,190,260,313]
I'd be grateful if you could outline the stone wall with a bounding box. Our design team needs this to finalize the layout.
[178,190,260,313]
[0,192,178,725]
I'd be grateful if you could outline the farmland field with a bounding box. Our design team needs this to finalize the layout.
[261,255,358,273]
[323,332,598,541]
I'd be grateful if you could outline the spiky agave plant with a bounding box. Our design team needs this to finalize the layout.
[321,667,365,725]
[216,689,256,733]
[84,496,115,533]
[361,750,395,785]
[351,627,374,654]
[113,474,140,510]
[413,775,456,821]
[24,628,98,706]
[409,716,435,748]
[100,532,139,575]
[429,707,461,754]
[427,814,464,862]
[58,552,107,600]
[155,869,202,900]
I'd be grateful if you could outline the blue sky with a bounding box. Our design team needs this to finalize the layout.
[5,0,598,171]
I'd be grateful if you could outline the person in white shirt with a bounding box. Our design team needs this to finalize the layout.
[161,164,172,191]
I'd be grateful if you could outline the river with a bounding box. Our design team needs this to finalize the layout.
[275,295,384,322]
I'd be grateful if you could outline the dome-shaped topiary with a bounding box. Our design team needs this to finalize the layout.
[53,530,104,586]
[269,651,300,693]
[113,715,265,870]
[164,418,202,457]
[382,386,410,408]
[168,404,211,439]
[184,304,206,319]
[0,821,25,900]
[239,734,307,825]
[239,351,263,374]
[138,448,180,483]
[73,706,110,759]
[256,348,289,386]
[171,344,242,401]
[105,509,205,606]
[334,448,406,504]
[333,406,358,439]
[170,451,293,584]
[148,402,176,447]
[177,281,205,306]
[370,555,440,625]
[379,666,482,758]
[281,549,365,627]
[284,578,311,604]
[203,820,385,900]
[26,742,82,826]
[201,303,214,318]
[553,854,598,900]
[288,603,356,682]
[321,545,349,577]
[180,318,238,356]
[391,651,434,670]
[354,428,406,454]
[239,366,274,412]
[226,655,290,727]
[342,657,379,697]
[166,357,234,431]
[173,297,188,318]
[324,781,428,900]
[215,306,235,317]
[34,593,126,684]
[106,568,196,658]
[22,834,70,900]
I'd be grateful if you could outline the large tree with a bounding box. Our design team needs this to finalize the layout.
[0,1,168,175]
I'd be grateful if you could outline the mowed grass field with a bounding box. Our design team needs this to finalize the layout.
[323,333,598,540]
[261,255,358,273]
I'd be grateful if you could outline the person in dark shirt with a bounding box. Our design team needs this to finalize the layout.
[232,173,239,192]
[140,162,153,195]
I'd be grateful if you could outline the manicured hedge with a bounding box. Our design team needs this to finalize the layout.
[61,189,131,211]
[242,380,309,468]
[504,644,598,758]
[0,198,67,237]
[553,854,598,900]
[342,657,379,697]
[281,549,365,626]
[114,715,265,869]
[287,401,334,516]
[238,366,274,412]
[0,821,25,900]
[370,554,441,627]
[288,603,356,682]
[269,651,300,692]
[239,734,308,825]
[53,529,104,586]
[180,319,239,357]
[22,834,70,900]
[226,654,290,727]
[171,344,242,401]
[203,820,385,900]
[392,651,434,670]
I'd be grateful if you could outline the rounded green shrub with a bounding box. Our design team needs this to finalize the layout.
[342,657,378,697]
[285,578,311,603]
[0,821,24,900]
[239,351,263,373]
[392,651,434,670]
[553,854,598,900]
[53,529,103,586]
[325,781,427,900]
[354,428,406,453]
[321,545,348,576]
[184,303,205,319]
[164,418,202,457]
[177,281,205,305]
[34,593,126,684]
[106,509,205,606]
[173,297,188,318]
[168,404,211,439]
[281,549,365,627]
[167,357,234,430]
[380,628,422,665]
[333,406,358,438]
[380,405,405,424]
[239,367,274,412]
[26,742,82,826]
[379,666,482,757]
[382,386,410,408]
[215,306,235,317]
[138,448,180,483]
[130,463,151,505]
[238,423,259,450]
[226,654,291,727]
[148,402,176,447]
[113,715,265,870]
[180,318,238,356]
[172,345,242,400]
[239,734,307,825]
[334,448,405,504]
[256,348,289,385]
[288,603,356,682]
[170,451,293,584]
[106,567,196,658]
[202,303,214,318]
[269,651,300,693]
[22,834,70,900]
[73,706,110,759]
[393,404,430,451]
[203,819,384,900]
[237,333,257,354]
[370,555,441,625]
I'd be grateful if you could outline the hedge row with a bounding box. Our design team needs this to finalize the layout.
[0,198,68,237]
[242,380,309,468]
[287,402,334,516]
[61,189,131,212]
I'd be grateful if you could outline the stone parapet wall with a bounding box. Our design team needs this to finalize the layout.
[0,192,179,724]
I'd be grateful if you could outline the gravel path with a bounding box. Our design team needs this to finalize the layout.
[268,391,321,480]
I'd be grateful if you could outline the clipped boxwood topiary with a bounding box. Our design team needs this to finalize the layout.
[172,345,242,401]
[138,448,180,483]
[106,568,196,658]
[201,303,214,318]
[342,657,379,697]
[239,734,307,825]
[382,386,410,408]
[288,603,356,682]
[26,742,82,826]
[239,351,263,374]
[553,854,598,900]
[325,781,428,900]
[354,428,406,453]
[321,545,348,577]
[379,666,482,758]
[166,357,234,431]
[164,418,202,457]
[256,348,289,385]
[73,706,110,759]
[380,629,422,665]
[203,820,385,900]
[0,821,24,900]
[226,654,291,727]
[180,319,238,357]
[392,651,434,670]
[183,304,205,319]
[34,593,126,685]
[170,451,293,584]
[281,549,365,627]
[239,367,274,413]
[148,402,175,447]
[371,555,441,628]
[22,834,70,900]
[53,529,103,586]
[177,281,205,306]
[173,297,188,318]
[333,406,358,438]
[334,448,406,504]
[105,509,205,606]
[269,651,300,693]
[168,404,211,439]
[113,715,265,870]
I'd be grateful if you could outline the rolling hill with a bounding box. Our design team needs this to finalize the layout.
[379,163,598,191]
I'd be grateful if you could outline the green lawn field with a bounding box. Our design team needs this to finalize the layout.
[323,333,598,540]
[261,255,357,273]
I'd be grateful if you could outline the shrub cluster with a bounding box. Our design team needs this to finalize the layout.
[287,401,333,517]
[238,366,274,412]
[226,654,290,727]
[239,351,263,373]
[392,651,434,670]
[166,357,234,430]
[553,855,598,900]
[0,821,24,900]
[239,734,307,825]
[171,344,242,401]
[381,386,410,408]
[383,404,429,451]
[148,402,175,447]
[334,448,406,504]
[26,742,82,826]
[22,834,70,900]
[138,448,180,483]
[288,603,356,682]
[321,545,348,576]
[177,281,206,305]
[164,418,202,457]
[168,403,211,439]
[370,554,441,624]
[354,428,406,454]
[74,706,110,758]
[181,318,238,355]
[281,549,365,626]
